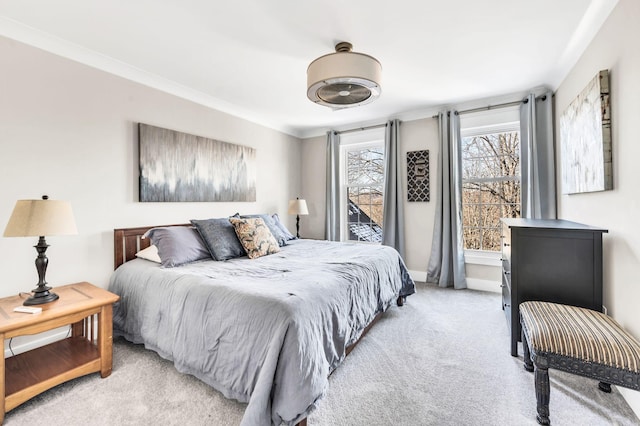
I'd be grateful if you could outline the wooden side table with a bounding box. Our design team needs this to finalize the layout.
[0,282,119,423]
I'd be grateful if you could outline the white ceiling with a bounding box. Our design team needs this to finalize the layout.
[0,0,619,138]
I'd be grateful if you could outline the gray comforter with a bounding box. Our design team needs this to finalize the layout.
[109,239,415,425]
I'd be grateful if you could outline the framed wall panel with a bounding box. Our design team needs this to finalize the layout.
[560,70,612,194]
[139,123,256,202]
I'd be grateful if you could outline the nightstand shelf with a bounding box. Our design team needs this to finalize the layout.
[0,282,119,423]
[5,337,100,409]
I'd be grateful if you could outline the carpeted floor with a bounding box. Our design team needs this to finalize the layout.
[5,283,639,425]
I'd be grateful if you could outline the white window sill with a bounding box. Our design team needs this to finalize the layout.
[464,250,502,267]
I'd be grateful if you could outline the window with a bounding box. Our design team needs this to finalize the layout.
[461,118,521,252]
[340,129,385,243]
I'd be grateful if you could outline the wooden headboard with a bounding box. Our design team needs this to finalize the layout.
[113,224,190,269]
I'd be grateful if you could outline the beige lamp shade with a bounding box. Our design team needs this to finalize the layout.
[288,199,309,216]
[4,199,78,237]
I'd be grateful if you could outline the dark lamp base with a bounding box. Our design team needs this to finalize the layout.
[26,235,59,306]
[24,288,59,306]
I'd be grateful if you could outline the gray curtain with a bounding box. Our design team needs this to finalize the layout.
[520,91,556,219]
[382,119,405,259]
[325,130,340,241]
[426,112,467,289]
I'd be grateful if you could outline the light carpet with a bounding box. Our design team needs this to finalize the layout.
[5,283,639,425]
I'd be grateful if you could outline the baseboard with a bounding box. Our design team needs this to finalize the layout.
[408,270,427,282]
[466,278,501,293]
[618,388,640,421]
[408,270,500,293]
[4,326,70,358]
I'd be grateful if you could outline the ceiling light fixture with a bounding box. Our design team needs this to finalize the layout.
[307,42,382,109]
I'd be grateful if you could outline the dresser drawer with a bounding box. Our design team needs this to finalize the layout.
[501,278,511,329]
[501,223,512,270]
[502,258,511,279]
[501,265,511,292]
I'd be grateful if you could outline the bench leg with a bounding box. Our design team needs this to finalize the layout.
[598,382,612,393]
[534,358,551,425]
[522,328,534,372]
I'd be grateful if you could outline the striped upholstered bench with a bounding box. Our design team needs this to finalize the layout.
[520,301,640,425]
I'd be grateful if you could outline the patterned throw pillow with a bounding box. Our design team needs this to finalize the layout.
[236,213,288,246]
[229,217,280,259]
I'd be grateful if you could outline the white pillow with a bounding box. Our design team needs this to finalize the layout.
[135,244,162,263]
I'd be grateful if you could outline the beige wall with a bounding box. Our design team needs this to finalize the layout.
[0,37,302,300]
[554,0,640,414]
[401,119,439,274]
[300,134,326,239]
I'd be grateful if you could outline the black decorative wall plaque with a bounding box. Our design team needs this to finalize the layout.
[407,150,429,202]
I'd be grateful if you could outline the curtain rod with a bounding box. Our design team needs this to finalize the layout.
[431,95,547,118]
[457,99,523,115]
[335,122,389,135]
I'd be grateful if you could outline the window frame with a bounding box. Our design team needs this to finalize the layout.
[338,128,386,243]
[460,108,521,264]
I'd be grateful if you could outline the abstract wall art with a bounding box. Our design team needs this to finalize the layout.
[139,123,256,202]
[560,70,612,195]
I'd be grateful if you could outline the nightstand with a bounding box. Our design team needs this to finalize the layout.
[0,282,119,422]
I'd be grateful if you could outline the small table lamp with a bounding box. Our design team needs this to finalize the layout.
[3,195,77,305]
[288,198,309,238]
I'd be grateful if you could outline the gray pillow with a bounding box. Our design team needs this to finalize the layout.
[191,218,246,261]
[143,226,211,267]
[238,213,288,246]
[272,213,296,240]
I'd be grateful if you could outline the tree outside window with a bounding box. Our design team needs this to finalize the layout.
[461,131,521,251]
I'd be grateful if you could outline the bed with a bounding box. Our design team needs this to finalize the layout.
[109,223,415,425]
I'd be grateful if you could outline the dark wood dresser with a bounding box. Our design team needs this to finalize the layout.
[500,218,607,356]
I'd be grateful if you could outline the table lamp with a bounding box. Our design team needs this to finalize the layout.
[288,198,309,238]
[3,195,77,305]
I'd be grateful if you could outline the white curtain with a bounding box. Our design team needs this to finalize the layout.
[325,131,340,241]
[520,91,556,219]
[382,119,405,259]
[426,112,467,289]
